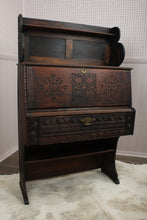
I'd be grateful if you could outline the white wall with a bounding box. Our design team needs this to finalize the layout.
[0,0,23,162]
[23,0,147,58]
[23,0,147,158]
[0,0,147,161]
[118,63,147,157]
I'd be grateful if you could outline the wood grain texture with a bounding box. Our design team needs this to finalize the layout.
[27,111,135,146]
[1,151,146,175]
[18,14,124,66]
[26,66,131,109]
[18,15,135,204]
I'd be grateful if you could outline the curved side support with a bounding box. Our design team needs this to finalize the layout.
[108,42,125,66]
[18,33,24,63]
[18,14,24,63]
[110,26,120,42]
[18,14,23,32]
[101,137,120,184]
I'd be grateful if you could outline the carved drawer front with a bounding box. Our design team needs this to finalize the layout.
[28,111,135,145]
[26,66,131,109]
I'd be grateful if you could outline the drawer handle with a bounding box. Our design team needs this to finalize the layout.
[81,68,87,74]
[81,117,96,126]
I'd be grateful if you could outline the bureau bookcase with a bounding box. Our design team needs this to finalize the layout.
[18,14,135,204]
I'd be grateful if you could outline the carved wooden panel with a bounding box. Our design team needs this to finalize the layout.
[28,111,135,145]
[71,72,96,105]
[99,71,127,105]
[40,72,67,101]
[26,66,131,109]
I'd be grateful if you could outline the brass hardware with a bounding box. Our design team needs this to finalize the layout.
[81,68,87,74]
[81,117,96,126]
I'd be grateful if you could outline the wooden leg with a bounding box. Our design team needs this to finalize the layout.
[19,142,29,205]
[19,180,29,205]
[101,138,120,184]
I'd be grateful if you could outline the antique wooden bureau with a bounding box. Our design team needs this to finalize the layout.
[18,14,135,204]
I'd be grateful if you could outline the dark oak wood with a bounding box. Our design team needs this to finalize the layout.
[26,66,132,109]
[18,14,124,66]
[1,151,146,176]
[17,14,135,204]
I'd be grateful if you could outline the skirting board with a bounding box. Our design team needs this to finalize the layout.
[117,150,147,158]
[0,146,18,163]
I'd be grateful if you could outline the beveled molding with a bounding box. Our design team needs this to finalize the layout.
[0,54,147,64]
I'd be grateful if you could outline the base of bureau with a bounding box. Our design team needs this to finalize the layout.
[20,138,119,205]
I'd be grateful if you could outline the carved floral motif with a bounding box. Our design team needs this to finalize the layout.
[41,72,67,101]
[100,73,121,97]
[72,72,96,105]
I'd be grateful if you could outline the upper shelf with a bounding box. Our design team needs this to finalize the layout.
[19,15,120,41]
[18,14,125,67]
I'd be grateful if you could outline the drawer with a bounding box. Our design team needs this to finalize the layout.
[26,66,131,109]
[27,111,135,145]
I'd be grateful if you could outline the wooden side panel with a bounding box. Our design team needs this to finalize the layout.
[23,30,109,65]
[26,66,131,109]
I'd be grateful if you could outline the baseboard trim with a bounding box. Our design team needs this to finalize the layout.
[0,146,18,162]
[117,151,147,158]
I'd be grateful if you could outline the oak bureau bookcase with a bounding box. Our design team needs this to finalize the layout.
[17,14,135,204]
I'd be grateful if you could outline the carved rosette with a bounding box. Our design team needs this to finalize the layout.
[100,73,121,100]
[71,72,96,105]
[40,72,67,101]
